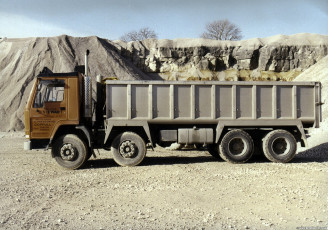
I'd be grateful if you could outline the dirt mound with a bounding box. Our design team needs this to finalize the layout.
[295,55,328,114]
[294,55,328,147]
[0,35,151,131]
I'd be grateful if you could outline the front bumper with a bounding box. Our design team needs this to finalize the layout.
[24,141,31,150]
[23,139,50,151]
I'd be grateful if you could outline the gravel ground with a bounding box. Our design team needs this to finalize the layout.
[0,132,327,230]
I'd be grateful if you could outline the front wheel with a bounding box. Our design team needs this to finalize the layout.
[262,130,297,163]
[52,134,88,169]
[219,129,254,163]
[111,132,146,166]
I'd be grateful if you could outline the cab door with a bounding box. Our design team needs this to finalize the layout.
[30,78,67,139]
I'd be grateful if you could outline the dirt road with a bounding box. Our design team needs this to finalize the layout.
[0,133,327,229]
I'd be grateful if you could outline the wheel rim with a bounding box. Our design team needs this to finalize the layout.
[119,140,137,158]
[60,143,77,161]
[228,137,247,156]
[271,137,290,155]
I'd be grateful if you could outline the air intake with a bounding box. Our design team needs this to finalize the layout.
[83,50,92,118]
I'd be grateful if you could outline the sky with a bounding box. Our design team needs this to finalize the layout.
[0,0,327,40]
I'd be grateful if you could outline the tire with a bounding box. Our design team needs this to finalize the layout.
[219,129,254,163]
[262,130,297,163]
[52,134,88,170]
[111,132,146,166]
[207,144,221,158]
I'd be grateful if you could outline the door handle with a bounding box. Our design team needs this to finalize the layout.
[60,107,66,111]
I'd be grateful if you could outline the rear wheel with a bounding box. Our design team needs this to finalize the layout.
[219,129,254,163]
[262,130,297,163]
[52,134,88,169]
[111,132,146,166]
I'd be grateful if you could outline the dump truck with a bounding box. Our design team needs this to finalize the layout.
[24,51,322,169]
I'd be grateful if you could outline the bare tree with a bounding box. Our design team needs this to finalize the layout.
[120,27,158,42]
[201,19,243,41]
[120,31,139,42]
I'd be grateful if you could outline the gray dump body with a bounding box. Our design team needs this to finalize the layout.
[105,80,321,128]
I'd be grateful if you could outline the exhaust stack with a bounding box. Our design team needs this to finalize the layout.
[85,50,89,76]
[83,50,92,118]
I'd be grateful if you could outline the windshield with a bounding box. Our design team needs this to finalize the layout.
[33,79,65,108]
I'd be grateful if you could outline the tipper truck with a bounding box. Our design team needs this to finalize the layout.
[24,51,322,169]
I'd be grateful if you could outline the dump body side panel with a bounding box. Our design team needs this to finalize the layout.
[105,81,320,127]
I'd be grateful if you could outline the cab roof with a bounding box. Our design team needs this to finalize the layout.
[38,67,82,78]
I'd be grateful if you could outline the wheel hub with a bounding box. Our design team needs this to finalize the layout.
[272,138,289,155]
[60,144,76,161]
[229,138,246,155]
[119,140,136,158]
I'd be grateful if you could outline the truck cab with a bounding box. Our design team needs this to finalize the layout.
[24,69,82,143]
[24,65,94,169]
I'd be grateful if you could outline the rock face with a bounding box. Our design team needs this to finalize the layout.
[117,33,328,81]
[0,33,327,131]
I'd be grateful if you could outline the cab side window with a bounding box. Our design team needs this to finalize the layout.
[46,86,64,102]
[33,80,65,108]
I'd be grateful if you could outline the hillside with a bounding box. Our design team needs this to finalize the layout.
[0,35,151,131]
[294,55,328,147]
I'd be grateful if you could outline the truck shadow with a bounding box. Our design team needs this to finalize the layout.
[83,159,118,169]
[248,144,328,164]
[292,143,328,163]
[83,155,219,169]
[142,155,219,166]
[83,144,328,169]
